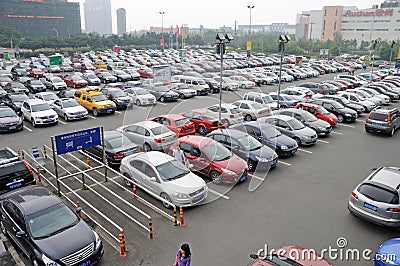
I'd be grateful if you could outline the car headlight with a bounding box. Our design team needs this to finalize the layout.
[280,145,288,150]
[99,105,105,108]
[111,103,116,107]
[173,192,189,199]
[345,113,351,117]
[221,168,235,175]
[93,230,102,250]
[255,156,270,162]
[304,135,312,139]
[42,254,60,266]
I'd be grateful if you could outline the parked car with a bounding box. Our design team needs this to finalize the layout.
[312,98,358,123]
[21,98,58,127]
[357,87,390,105]
[365,107,400,136]
[82,73,101,86]
[243,92,278,110]
[318,95,365,115]
[374,238,400,266]
[74,87,116,116]
[229,75,256,89]
[146,85,179,102]
[207,129,278,172]
[96,72,117,84]
[280,87,313,101]
[27,68,45,78]
[0,106,23,133]
[116,121,177,152]
[124,87,156,106]
[348,167,400,227]
[338,92,376,112]
[56,89,76,99]
[230,121,298,157]
[4,82,29,95]
[268,92,299,109]
[231,100,271,121]
[294,102,338,127]
[0,186,104,266]
[206,103,243,126]
[100,87,132,110]
[260,115,318,146]
[51,98,88,121]
[2,93,29,115]
[111,70,132,82]
[181,109,227,136]
[166,83,196,99]
[120,151,208,208]
[148,114,196,137]
[34,91,59,105]
[42,76,67,91]
[26,79,46,94]
[62,75,88,88]
[213,77,239,91]
[169,135,248,184]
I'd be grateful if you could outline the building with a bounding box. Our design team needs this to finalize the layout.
[84,0,112,35]
[116,8,126,35]
[0,0,81,38]
[321,6,343,41]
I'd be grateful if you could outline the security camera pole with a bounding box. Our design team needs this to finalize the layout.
[216,32,234,129]
[277,34,290,109]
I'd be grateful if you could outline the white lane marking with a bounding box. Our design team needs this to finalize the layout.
[317,139,330,144]
[88,115,97,119]
[23,125,32,131]
[298,148,313,154]
[135,106,147,109]
[115,111,122,114]
[248,173,265,181]
[208,188,230,199]
[331,131,343,135]
[278,161,291,166]
[338,124,355,128]
[59,120,67,125]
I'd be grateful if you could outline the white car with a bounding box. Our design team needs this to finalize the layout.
[207,103,243,125]
[347,89,383,106]
[231,100,271,121]
[122,67,141,80]
[34,91,60,105]
[124,87,156,106]
[229,75,256,89]
[243,92,278,110]
[358,87,390,105]
[51,98,88,121]
[213,77,239,91]
[120,151,208,208]
[337,92,376,112]
[280,87,314,101]
[21,99,58,127]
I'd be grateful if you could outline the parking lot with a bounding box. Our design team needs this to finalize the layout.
[2,68,399,265]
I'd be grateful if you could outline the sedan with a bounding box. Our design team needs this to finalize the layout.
[146,85,179,102]
[261,115,318,146]
[56,89,76,99]
[207,103,243,126]
[295,102,338,127]
[338,92,376,112]
[112,70,132,82]
[52,98,88,121]
[124,87,156,106]
[120,151,208,208]
[26,79,46,94]
[62,75,88,88]
[96,72,117,84]
[268,92,299,109]
[312,98,357,123]
[82,73,101,86]
[231,100,270,121]
[318,95,365,115]
[28,68,45,78]
[34,91,59,105]
[147,114,196,137]
[0,106,23,133]
[181,109,226,136]
[2,93,29,115]
[166,83,196,99]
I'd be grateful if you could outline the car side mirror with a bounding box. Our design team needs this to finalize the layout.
[188,164,194,169]
[150,177,157,182]
[371,168,377,171]
[16,230,26,238]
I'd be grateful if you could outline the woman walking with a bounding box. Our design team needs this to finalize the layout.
[173,243,191,266]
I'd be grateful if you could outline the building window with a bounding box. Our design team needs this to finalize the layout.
[335,8,338,16]
[323,20,326,30]
[324,9,327,16]
[334,21,337,31]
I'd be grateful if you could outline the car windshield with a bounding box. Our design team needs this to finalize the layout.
[302,112,317,122]
[106,135,132,149]
[264,126,282,138]
[135,89,149,95]
[0,109,16,118]
[155,161,190,181]
[331,101,344,109]
[51,77,63,83]
[197,80,206,85]
[111,91,127,97]
[62,100,79,108]
[151,126,170,135]
[317,106,330,115]
[204,112,218,120]
[12,83,25,88]
[43,94,58,101]
[250,102,264,109]
[32,103,50,112]
[87,74,97,79]
[175,118,191,126]
[237,135,262,151]
[30,80,42,85]
[11,94,28,102]
[340,97,350,104]
[92,95,108,102]
[27,202,79,239]
[262,95,274,103]
[230,107,241,114]
[287,118,305,130]
[203,143,232,161]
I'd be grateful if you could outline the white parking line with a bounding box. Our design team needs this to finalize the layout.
[317,139,330,144]
[331,131,343,135]
[208,188,230,200]
[278,161,291,166]
[115,111,122,114]
[338,124,355,128]
[248,173,266,181]
[298,148,313,154]
[23,125,32,131]
[88,115,97,119]
[135,106,147,109]
[59,120,67,125]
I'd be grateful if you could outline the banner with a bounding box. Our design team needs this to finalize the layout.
[153,65,171,83]
[246,41,252,51]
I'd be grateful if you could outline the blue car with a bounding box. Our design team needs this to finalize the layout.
[374,238,400,266]
[230,121,298,157]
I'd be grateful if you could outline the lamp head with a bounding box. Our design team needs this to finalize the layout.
[216,32,226,42]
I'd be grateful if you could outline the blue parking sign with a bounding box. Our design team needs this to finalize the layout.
[55,127,101,155]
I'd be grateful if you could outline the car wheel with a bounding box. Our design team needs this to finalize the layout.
[247,160,256,172]
[337,114,344,123]
[52,86,56,91]
[244,114,252,121]
[180,93,185,99]
[136,100,141,106]
[210,171,222,185]
[389,127,395,137]
[280,105,287,109]
[365,127,370,133]
[123,173,133,187]
[64,114,69,121]
[143,143,152,152]
[198,125,207,136]
[241,84,246,89]
[293,137,301,146]
[92,108,99,117]
[196,91,201,96]
[160,96,165,102]
[160,193,172,209]
[31,119,37,128]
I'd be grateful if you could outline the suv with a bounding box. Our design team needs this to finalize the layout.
[21,99,58,127]
[348,167,400,227]
[0,147,35,194]
[74,87,116,116]
[312,98,357,123]
[100,87,132,109]
[365,107,400,136]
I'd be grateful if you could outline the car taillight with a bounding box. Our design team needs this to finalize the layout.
[387,207,400,212]
[388,114,391,124]
[230,114,234,118]
[320,90,325,93]
[22,160,33,176]
[154,138,165,143]
[303,95,308,98]
[114,153,124,159]
[351,190,358,199]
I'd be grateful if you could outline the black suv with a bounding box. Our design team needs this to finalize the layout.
[0,148,35,193]
[312,98,358,123]
[365,107,400,136]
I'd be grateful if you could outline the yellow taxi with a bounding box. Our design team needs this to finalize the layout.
[93,60,107,69]
[74,87,116,116]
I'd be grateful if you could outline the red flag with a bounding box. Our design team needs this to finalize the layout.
[175,25,180,38]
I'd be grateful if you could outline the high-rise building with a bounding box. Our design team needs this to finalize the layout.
[0,0,81,38]
[117,8,126,35]
[84,0,112,35]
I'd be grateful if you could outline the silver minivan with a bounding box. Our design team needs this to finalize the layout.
[172,75,209,95]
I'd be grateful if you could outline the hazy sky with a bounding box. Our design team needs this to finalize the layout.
[70,0,381,33]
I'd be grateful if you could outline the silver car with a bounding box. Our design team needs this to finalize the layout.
[260,115,318,146]
[207,103,243,126]
[124,87,156,106]
[348,167,400,227]
[120,151,208,208]
[51,98,88,121]
[338,92,376,112]
[231,100,270,121]
[116,121,177,152]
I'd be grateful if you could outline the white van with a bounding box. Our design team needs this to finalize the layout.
[112,61,128,70]
[172,75,209,95]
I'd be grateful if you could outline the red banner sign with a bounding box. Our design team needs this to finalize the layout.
[4,14,64,19]
[345,8,393,17]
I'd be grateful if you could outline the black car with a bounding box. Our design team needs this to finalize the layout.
[84,130,141,167]
[2,93,29,115]
[0,106,23,133]
[207,129,278,172]
[205,80,220,93]
[0,186,104,266]
[4,82,29,95]
[56,89,76,99]
[319,95,365,115]
[367,85,400,101]
[100,87,132,109]
[0,148,34,193]
[365,107,400,136]
[312,98,357,123]
[96,72,117,84]
[26,79,46,94]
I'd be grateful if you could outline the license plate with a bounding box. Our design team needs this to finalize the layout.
[194,193,204,202]
[124,150,134,156]
[80,260,90,266]
[9,182,22,189]
[9,126,16,130]
[239,175,247,182]
[364,202,378,211]
[106,109,112,113]
[45,119,52,123]
[186,128,191,132]
[76,115,82,118]
[291,149,296,153]
[373,123,381,127]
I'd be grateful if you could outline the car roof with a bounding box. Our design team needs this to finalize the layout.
[278,108,306,115]
[25,98,46,104]
[369,167,400,189]
[178,135,214,146]
[208,128,249,138]
[104,130,124,139]
[133,120,164,129]
[128,151,174,166]
[154,114,185,120]
[297,102,320,108]
[267,114,294,121]
[244,91,267,96]
[186,108,211,114]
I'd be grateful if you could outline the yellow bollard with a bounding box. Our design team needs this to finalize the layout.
[119,232,127,258]
[179,206,186,227]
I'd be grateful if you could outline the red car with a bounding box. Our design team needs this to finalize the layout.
[295,102,338,127]
[181,109,227,136]
[28,68,45,78]
[62,75,88,88]
[147,114,196,137]
[136,68,153,78]
[248,246,332,266]
[169,135,248,184]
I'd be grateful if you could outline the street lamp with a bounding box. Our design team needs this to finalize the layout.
[247,5,255,35]
[216,32,234,128]
[389,40,396,66]
[52,27,59,37]
[277,34,290,109]
[247,5,255,58]
[159,11,165,53]
[369,39,380,82]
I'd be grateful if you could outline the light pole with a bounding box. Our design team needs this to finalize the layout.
[247,5,254,35]
[216,32,234,128]
[277,35,290,109]
[247,5,254,58]
[389,40,396,66]
[370,39,380,82]
[52,27,59,37]
[159,11,165,53]
[309,22,314,55]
